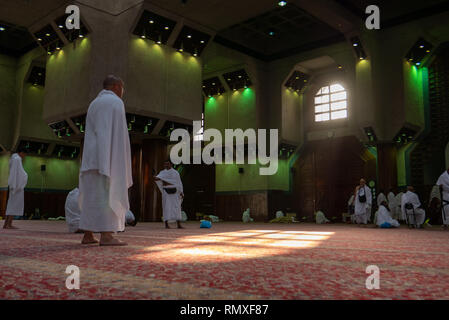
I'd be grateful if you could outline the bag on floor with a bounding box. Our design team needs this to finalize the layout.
[380,222,392,228]
[200,220,212,228]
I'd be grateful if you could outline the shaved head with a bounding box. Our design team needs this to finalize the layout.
[103,75,124,98]
[103,75,123,89]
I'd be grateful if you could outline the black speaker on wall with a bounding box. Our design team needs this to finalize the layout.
[41,165,46,172]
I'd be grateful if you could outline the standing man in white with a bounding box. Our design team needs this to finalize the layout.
[79,75,133,246]
[436,168,449,229]
[3,148,28,229]
[354,178,372,226]
[154,160,184,229]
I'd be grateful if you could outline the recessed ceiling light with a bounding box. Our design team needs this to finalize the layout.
[0,27,6,31]
[165,26,169,30]
[46,33,51,37]
[200,40,205,44]
[187,35,192,38]
[58,25,64,28]
[37,38,42,41]
[149,20,154,24]
[278,1,287,6]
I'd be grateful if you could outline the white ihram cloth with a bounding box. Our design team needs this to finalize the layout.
[395,192,404,219]
[437,171,449,225]
[79,90,133,232]
[377,192,387,207]
[354,185,372,224]
[401,191,426,225]
[376,205,400,227]
[65,188,81,233]
[6,153,28,216]
[156,168,183,222]
[315,211,330,224]
[387,192,396,218]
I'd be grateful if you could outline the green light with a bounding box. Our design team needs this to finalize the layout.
[278,1,287,6]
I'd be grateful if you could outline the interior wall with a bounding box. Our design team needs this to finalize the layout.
[127,39,202,121]
[20,83,56,140]
[0,153,10,189]
[292,136,377,220]
[0,55,17,150]
[22,156,79,191]
[44,3,203,123]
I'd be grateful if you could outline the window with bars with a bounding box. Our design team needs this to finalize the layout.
[194,112,205,141]
[314,84,348,122]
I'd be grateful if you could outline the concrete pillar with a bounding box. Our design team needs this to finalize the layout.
[377,142,398,192]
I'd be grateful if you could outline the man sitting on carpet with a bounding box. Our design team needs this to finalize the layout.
[376,201,400,228]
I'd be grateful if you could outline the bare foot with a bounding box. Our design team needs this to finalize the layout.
[81,235,99,245]
[99,238,128,246]
[3,225,18,230]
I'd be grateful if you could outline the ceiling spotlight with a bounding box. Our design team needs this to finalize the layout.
[179,48,183,52]
[46,33,51,37]
[0,27,6,31]
[200,40,205,44]
[149,20,154,24]
[157,40,162,44]
[278,1,287,6]
[37,38,42,41]
[338,65,343,69]
[165,26,169,30]
[79,34,84,38]
[419,45,424,49]
[353,43,358,47]
[269,31,275,36]
[187,35,192,38]
[58,25,64,28]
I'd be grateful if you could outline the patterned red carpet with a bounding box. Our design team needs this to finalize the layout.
[1,221,449,300]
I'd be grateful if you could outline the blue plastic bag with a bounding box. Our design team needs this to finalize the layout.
[380,222,392,228]
[200,220,212,228]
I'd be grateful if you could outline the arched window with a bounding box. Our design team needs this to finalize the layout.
[314,84,347,122]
